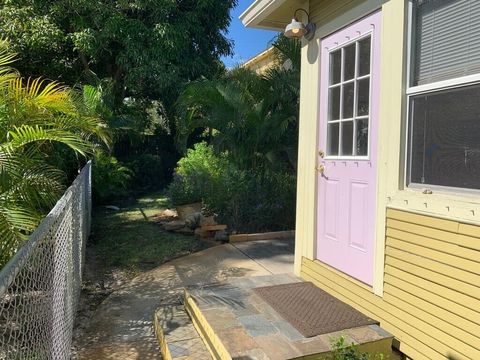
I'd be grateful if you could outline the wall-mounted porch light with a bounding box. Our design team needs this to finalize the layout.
[284,9,316,41]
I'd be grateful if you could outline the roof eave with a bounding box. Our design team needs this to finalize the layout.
[239,0,289,31]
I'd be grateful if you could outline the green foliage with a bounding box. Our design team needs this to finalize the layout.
[167,142,228,206]
[92,192,208,276]
[167,143,296,232]
[328,336,385,360]
[176,36,301,173]
[92,151,132,204]
[0,0,237,109]
[206,169,296,232]
[171,36,301,231]
[165,178,199,208]
[0,43,105,266]
[124,154,166,192]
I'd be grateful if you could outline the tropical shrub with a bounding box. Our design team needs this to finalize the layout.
[167,142,229,206]
[167,143,296,232]
[0,42,106,266]
[176,68,298,172]
[167,175,201,207]
[92,151,132,203]
[205,169,296,232]
[175,36,301,174]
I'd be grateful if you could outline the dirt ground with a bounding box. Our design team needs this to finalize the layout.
[71,193,216,356]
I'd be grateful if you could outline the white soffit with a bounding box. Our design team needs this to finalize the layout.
[240,0,294,31]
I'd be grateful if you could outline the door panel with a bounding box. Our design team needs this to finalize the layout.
[348,181,368,251]
[316,11,382,286]
[324,178,340,241]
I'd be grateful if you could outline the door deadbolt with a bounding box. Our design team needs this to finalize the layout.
[316,164,325,173]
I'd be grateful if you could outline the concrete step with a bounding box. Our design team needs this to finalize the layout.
[154,303,212,360]
[183,275,397,360]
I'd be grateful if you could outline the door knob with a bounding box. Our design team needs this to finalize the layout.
[316,164,325,173]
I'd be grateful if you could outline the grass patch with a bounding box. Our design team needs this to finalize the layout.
[90,191,207,277]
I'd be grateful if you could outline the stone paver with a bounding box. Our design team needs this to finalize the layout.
[168,338,209,358]
[233,239,294,274]
[201,308,241,330]
[188,270,393,360]
[238,315,278,337]
[216,327,259,354]
[292,335,331,355]
[75,239,293,359]
[155,305,210,359]
[254,334,303,360]
[272,320,304,342]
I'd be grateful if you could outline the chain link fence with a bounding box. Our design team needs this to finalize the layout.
[0,162,92,360]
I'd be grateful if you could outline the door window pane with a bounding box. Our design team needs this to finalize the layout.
[343,82,355,119]
[356,118,369,156]
[341,121,354,155]
[408,84,480,189]
[330,50,341,85]
[326,34,372,158]
[327,123,339,156]
[343,44,356,80]
[357,78,370,116]
[329,86,340,120]
[358,37,371,76]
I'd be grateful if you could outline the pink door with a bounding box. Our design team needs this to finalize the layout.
[316,12,381,286]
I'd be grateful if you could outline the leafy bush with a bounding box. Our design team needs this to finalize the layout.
[167,142,296,232]
[327,336,385,360]
[167,174,201,206]
[92,150,132,203]
[167,142,229,206]
[205,169,296,232]
[124,154,166,192]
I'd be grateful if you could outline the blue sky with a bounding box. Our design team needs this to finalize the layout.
[221,0,278,68]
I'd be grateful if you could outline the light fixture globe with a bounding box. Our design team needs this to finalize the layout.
[284,18,307,39]
[284,9,316,41]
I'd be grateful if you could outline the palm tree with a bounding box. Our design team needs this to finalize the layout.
[175,36,301,172]
[0,42,107,266]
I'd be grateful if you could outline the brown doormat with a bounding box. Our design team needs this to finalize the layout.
[254,282,378,338]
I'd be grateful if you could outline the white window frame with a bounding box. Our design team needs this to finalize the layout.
[405,0,480,194]
[325,31,373,161]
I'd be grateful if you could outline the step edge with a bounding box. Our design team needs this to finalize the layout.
[153,310,173,360]
[184,289,232,360]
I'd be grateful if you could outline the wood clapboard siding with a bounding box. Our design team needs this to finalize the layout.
[301,208,480,360]
[310,0,360,26]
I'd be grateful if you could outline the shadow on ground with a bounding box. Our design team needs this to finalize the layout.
[73,238,294,359]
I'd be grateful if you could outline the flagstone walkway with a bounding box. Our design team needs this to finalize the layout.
[74,239,294,359]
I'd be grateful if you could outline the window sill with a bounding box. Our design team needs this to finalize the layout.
[387,188,480,226]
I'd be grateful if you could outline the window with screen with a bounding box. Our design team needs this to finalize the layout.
[407,0,480,190]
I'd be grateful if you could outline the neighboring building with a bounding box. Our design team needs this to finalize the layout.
[242,47,277,74]
[242,1,480,360]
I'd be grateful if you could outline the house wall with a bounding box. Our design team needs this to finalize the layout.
[295,0,480,359]
[301,208,480,360]
[242,47,277,74]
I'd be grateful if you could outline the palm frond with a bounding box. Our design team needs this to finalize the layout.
[4,125,92,156]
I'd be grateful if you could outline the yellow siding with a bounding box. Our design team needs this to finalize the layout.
[301,208,480,360]
[242,47,277,75]
[310,0,360,25]
[293,0,480,358]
